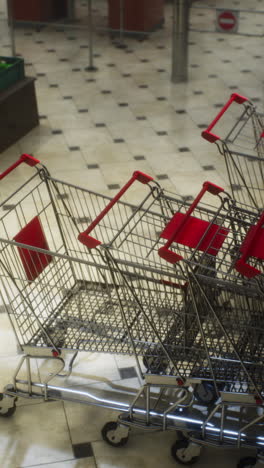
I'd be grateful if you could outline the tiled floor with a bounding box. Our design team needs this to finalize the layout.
[0,0,263,467]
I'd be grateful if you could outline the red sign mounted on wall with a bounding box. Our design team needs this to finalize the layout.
[216,9,239,33]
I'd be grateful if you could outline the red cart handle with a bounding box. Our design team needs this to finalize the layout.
[158,181,224,264]
[235,211,264,278]
[201,93,249,143]
[78,170,154,248]
[0,154,40,180]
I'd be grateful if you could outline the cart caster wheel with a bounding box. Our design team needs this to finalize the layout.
[194,382,223,405]
[171,439,201,465]
[143,352,168,374]
[237,457,257,468]
[0,393,16,417]
[101,421,129,447]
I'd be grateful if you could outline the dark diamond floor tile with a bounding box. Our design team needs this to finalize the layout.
[67,36,77,40]
[157,45,165,49]
[179,147,190,152]
[203,165,215,171]
[140,59,149,62]
[157,97,167,101]
[157,69,166,72]
[119,367,137,379]
[156,131,167,136]
[56,193,69,200]
[95,123,106,127]
[60,58,69,62]
[241,69,251,73]
[77,216,92,224]
[87,78,96,82]
[134,155,145,160]
[139,84,148,88]
[193,90,203,95]
[37,73,46,77]
[87,164,99,169]
[114,138,125,143]
[73,442,94,459]
[122,73,131,77]
[80,45,89,48]
[39,115,47,119]
[136,116,147,120]
[214,103,224,108]
[118,103,128,107]
[50,84,59,88]
[198,124,208,129]
[2,204,16,211]
[52,130,63,135]
[156,174,169,180]
[176,109,186,114]
[191,64,199,68]
[47,49,56,52]
[108,184,121,190]
[208,74,218,78]
[69,146,80,151]
[63,96,72,100]
[78,109,89,113]
[72,68,81,72]
[101,90,112,94]
[107,63,115,67]
[231,184,242,191]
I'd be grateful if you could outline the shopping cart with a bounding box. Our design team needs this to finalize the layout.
[201,93,264,210]
[0,155,230,379]
[157,179,264,286]
[0,155,263,468]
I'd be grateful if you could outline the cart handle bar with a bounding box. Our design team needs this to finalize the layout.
[235,211,264,278]
[0,154,40,180]
[158,181,224,264]
[78,170,154,248]
[201,93,248,143]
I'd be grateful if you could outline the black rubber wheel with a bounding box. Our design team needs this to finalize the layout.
[194,382,224,405]
[101,421,129,447]
[171,439,200,465]
[237,457,257,468]
[0,394,16,417]
[142,349,168,374]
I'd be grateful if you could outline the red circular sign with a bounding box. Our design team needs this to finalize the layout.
[218,11,237,31]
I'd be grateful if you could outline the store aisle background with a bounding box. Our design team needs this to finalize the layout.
[0,0,263,466]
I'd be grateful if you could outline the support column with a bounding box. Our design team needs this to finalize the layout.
[171,0,190,83]
[6,0,16,56]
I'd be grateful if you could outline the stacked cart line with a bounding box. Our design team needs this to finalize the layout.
[0,155,263,468]
[202,92,264,211]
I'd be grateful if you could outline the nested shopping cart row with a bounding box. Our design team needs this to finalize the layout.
[0,154,264,466]
[0,155,263,395]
